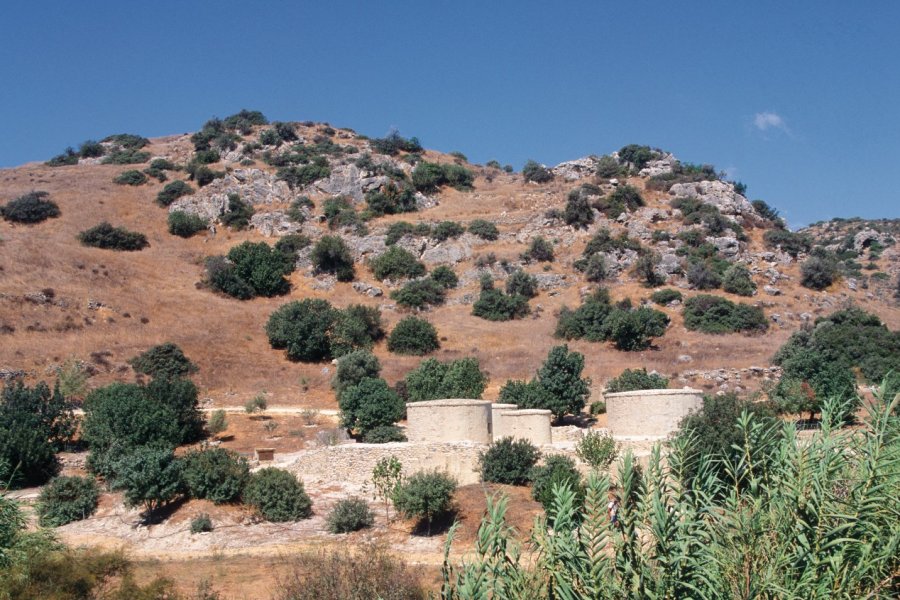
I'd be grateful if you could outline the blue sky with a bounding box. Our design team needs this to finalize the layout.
[1,1,897,226]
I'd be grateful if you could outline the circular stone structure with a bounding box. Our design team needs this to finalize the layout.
[406,399,492,444]
[497,409,553,445]
[604,388,703,440]
[490,403,519,439]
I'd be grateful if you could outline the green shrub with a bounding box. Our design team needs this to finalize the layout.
[391,278,447,309]
[472,285,530,321]
[650,288,682,305]
[599,184,644,218]
[411,162,473,193]
[37,476,100,527]
[78,222,148,251]
[582,228,642,257]
[338,377,404,434]
[322,195,362,230]
[128,343,197,380]
[530,455,583,511]
[168,211,207,237]
[274,234,311,260]
[220,194,255,230]
[633,252,665,287]
[522,160,553,183]
[371,132,422,155]
[245,394,267,414]
[143,376,204,444]
[589,400,606,415]
[326,497,374,533]
[430,265,458,289]
[683,294,768,334]
[370,246,426,281]
[763,229,812,258]
[332,304,384,356]
[266,299,339,362]
[605,368,668,393]
[193,149,220,165]
[1,191,60,223]
[722,263,756,296]
[563,189,595,228]
[311,235,355,281]
[604,307,669,351]
[535,345,591,420]
[102,133,150,149]
[77,140,104,158]
[468,219,499,240]
[207,409,228,436]
[361,425,408,443]
[385,221,431,245]
[101,148,151,165]
[149,158,177,171]
[595,155,624,178]
[276,160,332,189]
[287,196,314,223]
[191,513,213,534]
[0,382,74,485]
[114,446,183,518]
[181,448,249,504]
[800,255,839,290]
[365,183,417,216]
[46,147,79,166]
[751,199,782,223]
[582,253,607,282]
[332,350,381,395]
[575,430,617,470]
[431,220,465,242]
[498,379,554,411]
[404,357,487,402]
[505,270,538,298]
[687,261,722,290]
[207,241,293,299]
[480,437,541,485]
[113,170,147,186]
[522,236,554,262]
[387,317,439,355]
[618,144,657,170]
[156,180,194,206]
[243,468,312,522]
[392,470,456,533]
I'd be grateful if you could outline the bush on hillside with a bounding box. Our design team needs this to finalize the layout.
[181,448,249,504]
[472,284,530,321]
[128,343,197,380]
[763,229,812,258]
[605,368,669,393]
[265,299,339,362]
[633,252,665,287]
[480,437,541,485]
[156,180,194,206]
[78,222,148,251]
[722,263,756,296]
[37,476,100,527]
[167,211,207,237]
[326,497,374,533]
[46,147,79,166]
[387,317,439,355]
[581,253,607,282]
[468,219,499,240]
[286,196,314,223]
[564,189,595,228]
[385,221,432,245]
[505,270,538,298]
[411,162,474,193]
[311,235,355,281]
[595,154,624,178]
[687,261,723,290]
[243,468,312,522]
[101,148,151,165]
[650,288,682,305]
[752,199,782,223]
[1,191,60,223]
[338,377,404,434]
[332,350,381,396]
[365,183,417,216]
[522,160,553,183]
[530,455,583,511]
[78,140,104,158]
[391,470,457,534]
[431,220,465,242]
[597,184,644,218]
[370,246,426,281]
[800,255,839,290]
[390,278,447,309]
[605,307,670,351]
[535,345,591,420]
[207,241,294,299]
[114,446,184,518]
[220,194,255,230]
[618,144,657,170]
[682,294,768,334]
[522,236,554,262]
[371,132,422,155]
[429,265,458,289]
[113,170,147,186]
[276,159,332,189]
[404,357,487,402]
[274,233,311,260]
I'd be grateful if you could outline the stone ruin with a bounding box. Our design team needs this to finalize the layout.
[603,388,703,440]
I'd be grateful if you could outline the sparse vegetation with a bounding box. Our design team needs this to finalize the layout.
[156,180,194,206]
[113,169,148,185]
[78,222,149,251]
[37,475,100,527]
[472,275,530,321]
[220,193,255,230]
[682,294,768,334]
[1,191,60,223]
[522,160,553,183]
[326,497,374,533]
[387,316,440,355]
[311,235,355,281]
[468,219,499,240]
[522,236,554,262]
[370,246,426,281]
[243,468,312,522]
[168,210,207,237]
[411,162,474,192]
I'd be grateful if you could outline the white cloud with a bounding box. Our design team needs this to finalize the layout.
[753,111,787,132]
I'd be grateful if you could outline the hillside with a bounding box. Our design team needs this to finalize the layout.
[1,114,898,410]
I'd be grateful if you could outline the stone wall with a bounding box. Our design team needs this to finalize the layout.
[406,399,492,444]
[605,388,702,440]
[496,409,553,445]
[490,403,518,439]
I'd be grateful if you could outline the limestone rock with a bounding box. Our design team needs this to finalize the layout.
[638,152,677,177]
[249,212,303,237]
[169,168,292,221]
[311,163,392,202]
[852,228,889,253]
[421,236,474,265]
[551,156,599,181]
[711,236,741,258]
[352,281,383,297]
[763,285,781,296]
[668,180,755,218]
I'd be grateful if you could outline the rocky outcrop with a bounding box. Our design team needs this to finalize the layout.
[310,164,392,202]
[639,152,677,177]
[421,236,475,265]
[852,228,891,253]
[249,212,303,237]
[552,156,599,181]
[668,180,755,219]
[169,169,292,221]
